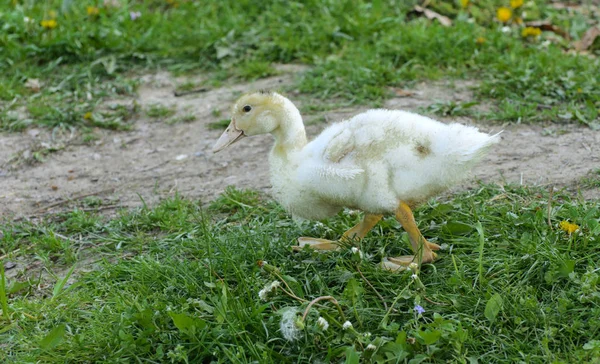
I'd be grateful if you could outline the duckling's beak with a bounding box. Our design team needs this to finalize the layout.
[213,119,246,153]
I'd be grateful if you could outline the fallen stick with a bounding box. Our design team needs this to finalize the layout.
[174,88,209,97]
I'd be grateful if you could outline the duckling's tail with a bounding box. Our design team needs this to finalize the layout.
[443,124,501,164]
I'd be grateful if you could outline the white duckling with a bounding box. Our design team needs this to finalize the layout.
[213,91,500,271]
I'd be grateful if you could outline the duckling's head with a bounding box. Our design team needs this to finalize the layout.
[213,91,286,152]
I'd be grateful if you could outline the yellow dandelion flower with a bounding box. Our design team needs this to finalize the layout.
[497,7,512,22]
[522,27,542,37]
[41,19,58,29]
[559,221,579,234]
[84,112,93,120]
[476,37,486,44]
[510,0,524,9]
[87,6,100,16]
[460,0,469,8]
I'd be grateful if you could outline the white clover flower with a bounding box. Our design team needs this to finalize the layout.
[366,344,376,350]
[258,281,281,301]
[342,321,353,330]
[350,246,364,259]
[258,288,269,301]
[280,308,301,342]
[317,317,329,331]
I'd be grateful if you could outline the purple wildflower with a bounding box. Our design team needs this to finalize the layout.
[129,11,141,20]
[414,305,425,314]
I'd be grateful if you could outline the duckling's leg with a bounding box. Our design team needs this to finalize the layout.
[292,214,382,252]
[382,202,440,272]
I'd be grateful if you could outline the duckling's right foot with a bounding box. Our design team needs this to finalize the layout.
[292,237,342,252]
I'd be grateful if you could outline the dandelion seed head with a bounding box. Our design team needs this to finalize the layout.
[280,308,301,342]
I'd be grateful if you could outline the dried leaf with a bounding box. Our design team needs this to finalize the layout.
[575,26,600,51]
[24,78,42,92]
[525,21,570,39]
[413,5,452,27]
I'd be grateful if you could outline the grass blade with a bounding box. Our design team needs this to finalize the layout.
[40,324,66,350]
[52,264,76,300]
[0,263,10,322]
[475,221,485,288]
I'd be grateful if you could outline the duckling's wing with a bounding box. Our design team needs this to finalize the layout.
[297,125,364,188]
[318,127,364,180]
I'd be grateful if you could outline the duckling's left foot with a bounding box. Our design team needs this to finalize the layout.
[292,237,341,252]
[382,201,439,272]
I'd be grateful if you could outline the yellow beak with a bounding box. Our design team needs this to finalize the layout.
[213,119,246,153]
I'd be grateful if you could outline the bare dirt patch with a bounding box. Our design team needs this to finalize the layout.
[1,68,598,219]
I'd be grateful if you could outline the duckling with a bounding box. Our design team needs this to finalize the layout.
[213,91,500,271]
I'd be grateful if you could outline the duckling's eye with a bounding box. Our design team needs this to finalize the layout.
[243,105,252,113]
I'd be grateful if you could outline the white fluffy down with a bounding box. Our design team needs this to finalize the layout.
[269,102,499,220]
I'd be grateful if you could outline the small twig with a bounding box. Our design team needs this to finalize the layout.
[174,88,209,97]
[138,160,170,173]
[200,261,223,281]
[35,188,115,213]
[0,248,21,261]
[279,286,308,303]
[547,186,554,230]
[77,205,124,213]
[356,265,387,310]
[301,296,346,322]
[270,270,307,303]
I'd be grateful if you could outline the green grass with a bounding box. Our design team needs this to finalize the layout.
[1,184,599,362]
[581,169,600,189]
[1,0,599,131]
[1,1,600,362]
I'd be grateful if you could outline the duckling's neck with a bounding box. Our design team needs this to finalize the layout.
[271,97,307,156]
